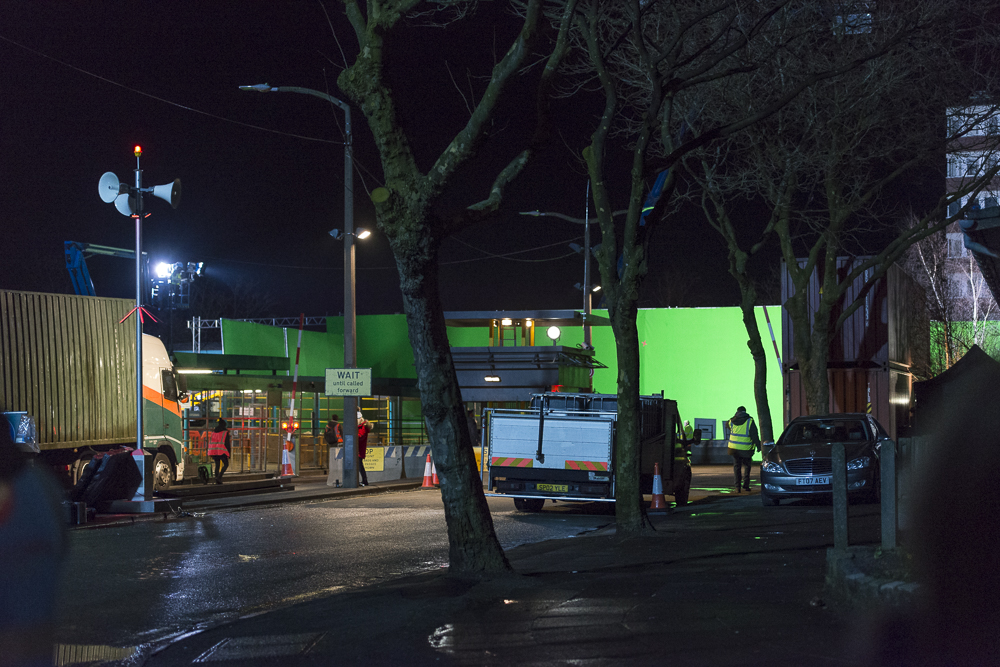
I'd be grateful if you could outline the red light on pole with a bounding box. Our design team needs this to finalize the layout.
[134,145,142,157]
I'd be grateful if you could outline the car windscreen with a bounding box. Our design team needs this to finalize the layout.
[781,419,869,445]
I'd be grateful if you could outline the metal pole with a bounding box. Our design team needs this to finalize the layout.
[239,84,358,486]
[133,153,149,500]
[583,180,592,349]
[341,103,358,488]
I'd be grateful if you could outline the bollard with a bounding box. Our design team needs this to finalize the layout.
[832,442,849,550]
[881,438,897,550]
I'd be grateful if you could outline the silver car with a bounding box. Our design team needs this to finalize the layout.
[760,413,890,506]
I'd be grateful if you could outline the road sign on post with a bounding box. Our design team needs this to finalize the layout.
[324,368,372,397]
[325,368,372,488]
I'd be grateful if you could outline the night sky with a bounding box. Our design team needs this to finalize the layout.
[0,2,736,324]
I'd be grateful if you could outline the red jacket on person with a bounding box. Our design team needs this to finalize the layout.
[358,422,368,459]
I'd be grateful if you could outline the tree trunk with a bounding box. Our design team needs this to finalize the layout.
[783,269,833,417]
[740,297,775,443]
[393,231,511,575]
[801,319,832,415]
[608,298,649,535]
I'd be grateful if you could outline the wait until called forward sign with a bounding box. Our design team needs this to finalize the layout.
[324,368,372,396]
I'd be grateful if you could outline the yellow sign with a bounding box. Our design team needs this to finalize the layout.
[362,447,384,472]
[325,368,372,396]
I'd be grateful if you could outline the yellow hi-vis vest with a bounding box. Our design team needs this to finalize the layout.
[727,418,755,451]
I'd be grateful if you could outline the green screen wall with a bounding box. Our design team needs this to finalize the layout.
[217,307,784,442]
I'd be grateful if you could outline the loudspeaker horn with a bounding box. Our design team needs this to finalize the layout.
[114,193,135,217]
[98,171,124,204]
[152,178,182,209]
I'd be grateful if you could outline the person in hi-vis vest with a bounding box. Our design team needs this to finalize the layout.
[726,406,760,493]
[207,418,231,484]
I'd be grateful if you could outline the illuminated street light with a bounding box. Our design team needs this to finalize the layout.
[329,227,371,240]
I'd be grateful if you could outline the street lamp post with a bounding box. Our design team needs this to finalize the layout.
[239,84,359,487]
[521,182,623,349]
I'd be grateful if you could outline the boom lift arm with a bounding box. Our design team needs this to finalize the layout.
[64,241,146,296]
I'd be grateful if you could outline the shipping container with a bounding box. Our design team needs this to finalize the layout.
[1,290,186,488]
[784,367,913,440]
[781,258,927,371]
[1,290,136,449]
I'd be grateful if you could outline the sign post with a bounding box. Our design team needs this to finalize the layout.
[325,368,372,488]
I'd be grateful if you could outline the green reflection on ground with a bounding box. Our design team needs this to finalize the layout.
[55,644,137,666]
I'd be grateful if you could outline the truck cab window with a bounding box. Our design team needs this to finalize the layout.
[161,369,178,402]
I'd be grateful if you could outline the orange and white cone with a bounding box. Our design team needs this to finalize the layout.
[431,461,439,486]
[649,462,668,511]
[421,453,435,488]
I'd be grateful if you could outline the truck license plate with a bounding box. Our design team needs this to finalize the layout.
[796,476,831,485]
[536,483,568,493]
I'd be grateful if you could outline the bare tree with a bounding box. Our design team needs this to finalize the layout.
[560,0,927,533]
[682,0,1000,416]
[336,0,575,575]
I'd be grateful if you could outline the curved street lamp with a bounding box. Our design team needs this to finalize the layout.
[240,83,362,488]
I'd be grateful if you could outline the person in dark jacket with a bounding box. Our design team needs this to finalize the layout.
[323,415,343,446]
[466,409,479,445]
[726,406,760,493]
[0,419,67,665]
[207,418,231,484]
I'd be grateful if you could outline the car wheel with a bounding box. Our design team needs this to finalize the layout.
[513,497,544,512]
[152,453,173,491]
[762,494,779,507]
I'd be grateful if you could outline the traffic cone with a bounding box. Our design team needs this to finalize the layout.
[421,453,435,488]
[431,460,439,486]
[649,461,668,512]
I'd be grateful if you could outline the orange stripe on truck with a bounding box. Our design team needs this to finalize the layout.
[491,457,533,468]
[143,385,182,417]
[565,460,608,471]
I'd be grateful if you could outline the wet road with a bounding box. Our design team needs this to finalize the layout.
[53,491,613,654]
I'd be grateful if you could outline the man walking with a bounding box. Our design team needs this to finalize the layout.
[726,406,760,493]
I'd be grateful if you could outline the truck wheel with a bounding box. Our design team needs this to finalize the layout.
[152,453,173,491]
[762,494,779,507]
[72,454,95,485]
[514,498,544,512]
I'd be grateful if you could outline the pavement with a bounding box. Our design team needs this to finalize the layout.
[72,466,924,666]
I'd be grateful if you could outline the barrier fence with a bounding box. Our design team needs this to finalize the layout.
[182,389,435,479]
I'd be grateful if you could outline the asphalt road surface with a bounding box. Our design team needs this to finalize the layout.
[53,491,614,660]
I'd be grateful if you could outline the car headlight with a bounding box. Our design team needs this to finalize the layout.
[762,461,783,473]
[847,456,871,470]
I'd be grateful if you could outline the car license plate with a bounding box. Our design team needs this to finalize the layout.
[796,476,831,485]
[536,483,568,493]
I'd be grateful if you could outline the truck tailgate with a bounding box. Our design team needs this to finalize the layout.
[489,414,613,471]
